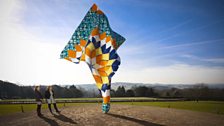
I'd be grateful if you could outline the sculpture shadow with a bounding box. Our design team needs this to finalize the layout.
[39,115,59,126]
[53,113,77,124]
[107,113,164,126]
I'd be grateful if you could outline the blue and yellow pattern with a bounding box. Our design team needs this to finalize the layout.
[60,4,125,113]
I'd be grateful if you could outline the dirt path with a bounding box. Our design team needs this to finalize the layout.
[0,104,223,126]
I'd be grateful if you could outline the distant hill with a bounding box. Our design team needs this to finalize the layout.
[1,80,224,91]
[1,80,224,100]
[75,82,224,91]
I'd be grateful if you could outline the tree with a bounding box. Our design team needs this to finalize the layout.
[125,89,135,97]
[110,89,116,97]
[116,86,125,97]
[167,92,171,97]
[145,88,155,97]
[69,85,83,98]
[133,86,148,97]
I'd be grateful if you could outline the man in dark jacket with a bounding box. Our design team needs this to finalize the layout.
[35,86,43,117]
[45,86,60,114]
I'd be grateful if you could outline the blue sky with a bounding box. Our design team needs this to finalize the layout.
[21,0,224,67]
[1,0,224,85]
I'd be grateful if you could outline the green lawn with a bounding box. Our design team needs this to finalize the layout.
[115,101,224,114]
[1,100,224,116]
[0,103,94,116]
[1,97,156,101]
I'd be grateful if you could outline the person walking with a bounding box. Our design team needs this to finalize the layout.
[45,86,60,114]
[34,86,43,117]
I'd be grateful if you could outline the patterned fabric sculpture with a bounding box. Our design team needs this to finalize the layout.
[60,4,125,113]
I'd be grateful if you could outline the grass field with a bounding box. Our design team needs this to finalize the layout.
[0,97,157,102]
[1,98,224,116]
[0,103,94,116]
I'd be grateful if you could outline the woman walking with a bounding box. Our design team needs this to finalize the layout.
[34,86,43,117]
[45,86,60,114]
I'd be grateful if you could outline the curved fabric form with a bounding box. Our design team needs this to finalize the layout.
[60,4,125,108]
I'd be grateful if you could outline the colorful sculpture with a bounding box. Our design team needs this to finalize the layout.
[60,4,125,113]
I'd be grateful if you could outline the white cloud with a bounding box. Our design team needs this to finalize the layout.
[115,64,224,84]
[160,38,224,49]
[204,58,224,64]
[181,54,224,64]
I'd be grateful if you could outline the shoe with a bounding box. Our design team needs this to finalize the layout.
[102,103,110,113]
[37,113,43,117]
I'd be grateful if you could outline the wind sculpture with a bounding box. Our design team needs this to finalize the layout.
[60,4,125,113]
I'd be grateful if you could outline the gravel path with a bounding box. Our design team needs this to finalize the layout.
[0,104,223,126]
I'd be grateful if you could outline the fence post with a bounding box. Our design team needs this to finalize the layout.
[21,105,24,113]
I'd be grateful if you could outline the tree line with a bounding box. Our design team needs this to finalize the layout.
[0,80,82,99]
[112,85,224,101]
[1,80,224,100]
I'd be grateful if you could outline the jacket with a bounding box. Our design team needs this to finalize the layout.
[35,90,43,101]
[45,90,55,99]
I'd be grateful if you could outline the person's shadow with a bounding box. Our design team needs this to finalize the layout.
[39,115,59,126]
[53,113,77,125]
[107,113,164,126]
